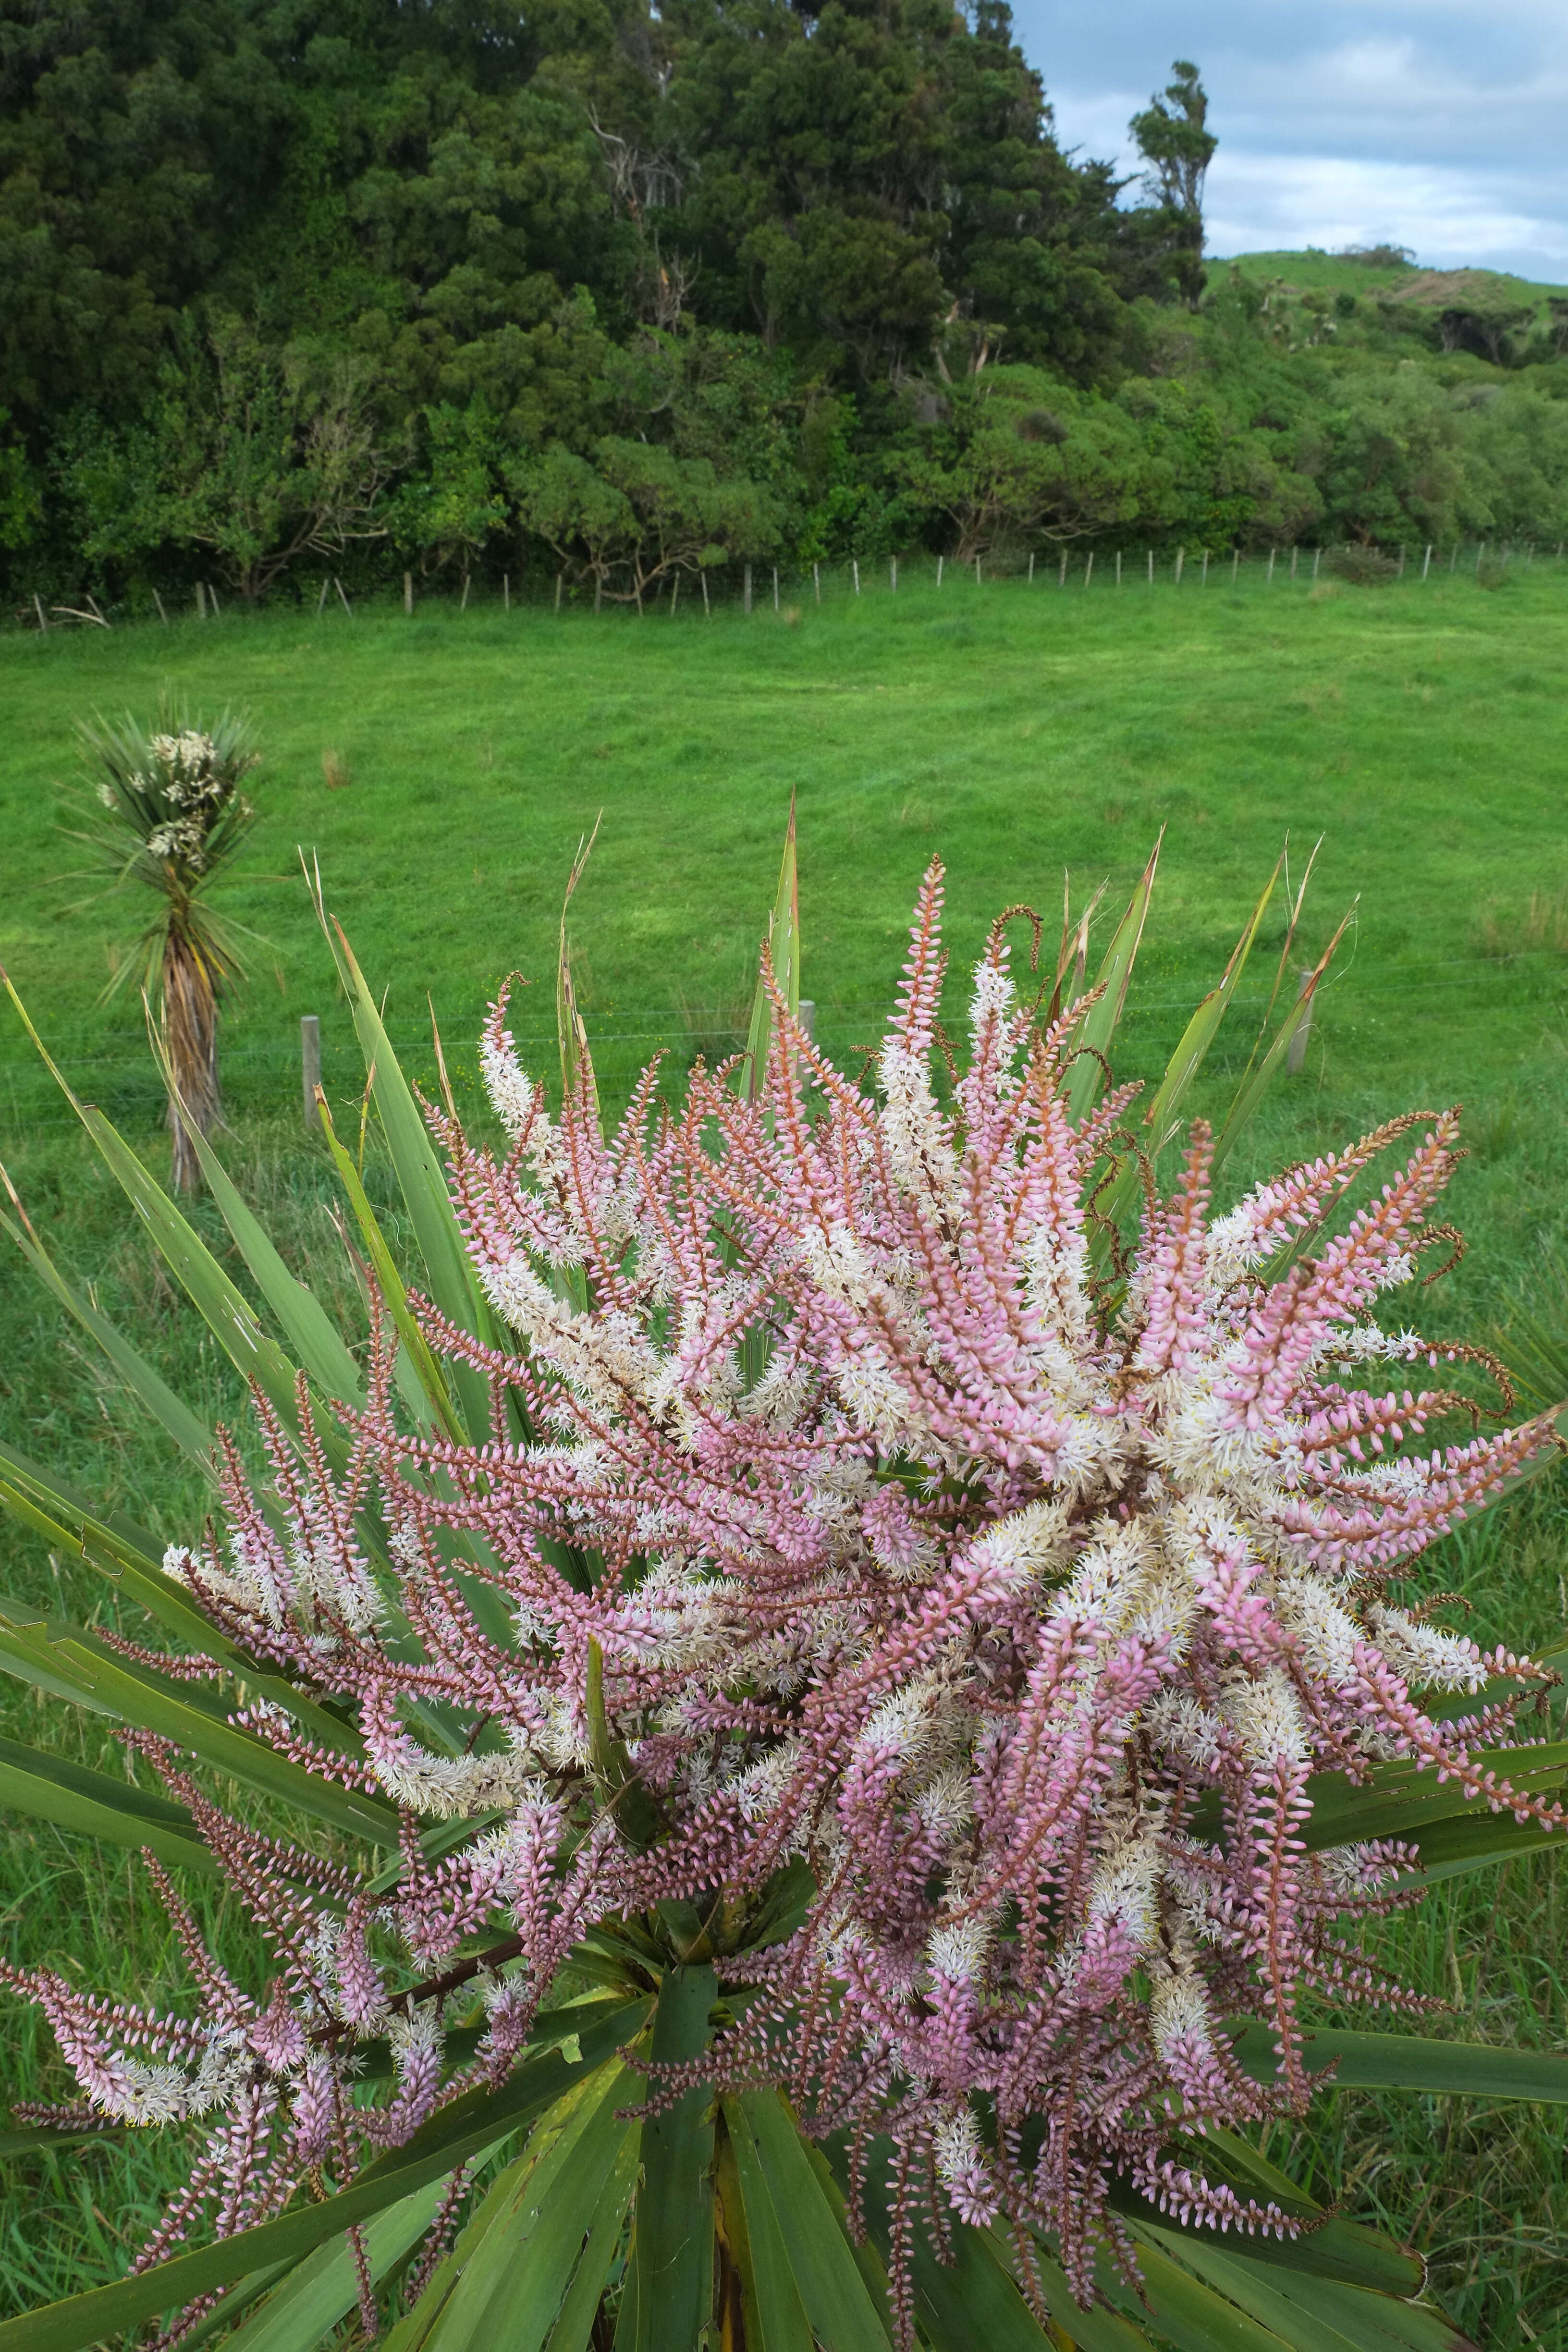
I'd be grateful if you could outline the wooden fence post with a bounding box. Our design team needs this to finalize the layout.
[1421,545,1432,580]
[936,556,943,588]
[813,562,821,603]
[701,572,710,617]
[851,560,859,595]
[152,589,169,626]
[196,581,207,620]
[889,557,897,592]
[1200,551,1209,586]
[32,594,47,632]
[1028,553,1034,583]
[1266,549,1275,583]
[773,566,780,609]
[743,564,753,614]
[503,574,511,611]
[1174,546,1185,585]
[1084,552,1094,588]
[1147,550,1154,586]
[1115,551,1122,587]
[555,571,564,612]
[1231,549,1239,583]
[317,577,330,615]
[797,1000,815,1042]
[335,577,352,616]
[404,572,414,615]
[301,1017,322,1128]
[1312,549,1321,582]
[1059,552,1067,587]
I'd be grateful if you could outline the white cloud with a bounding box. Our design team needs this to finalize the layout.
[1014,0,1568,278]
[1203,155,1568,278]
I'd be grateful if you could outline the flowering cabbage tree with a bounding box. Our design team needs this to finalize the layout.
[1,827,1567,2352]
[66,706,258,1189]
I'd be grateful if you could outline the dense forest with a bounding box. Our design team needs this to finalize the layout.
[3,0,1567,610]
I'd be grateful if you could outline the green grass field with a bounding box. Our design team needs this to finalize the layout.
[3,559,1568,2341]
[1212,246,1568,306]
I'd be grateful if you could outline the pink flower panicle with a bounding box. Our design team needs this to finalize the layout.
[8,861,1563,2337]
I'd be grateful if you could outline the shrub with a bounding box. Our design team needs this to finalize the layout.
[1,832,1564,2352]
[1326,545,1400,585]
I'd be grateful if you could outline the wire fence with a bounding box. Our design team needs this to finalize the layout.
[8,536,1566,636]
[6,942,1566,1143]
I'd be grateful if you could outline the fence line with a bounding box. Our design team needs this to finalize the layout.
[9,539,1565,637]
[6,943,1565,1138]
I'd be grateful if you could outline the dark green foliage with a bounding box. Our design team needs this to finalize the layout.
[1127,60,1215,310]
[2,0,1568,602]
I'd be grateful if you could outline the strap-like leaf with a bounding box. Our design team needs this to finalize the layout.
[1155,2126,1423,2300]
[824,2125,1049,2352]
[221,2174,458,2352]
[0,1441,360,1754]
[0,1735,217,1875]
[1212,2266,1472,2352]
[831,2130,1137,2352]
[1211,905,1356,1177]
[993,2235,1153,2352]
[737,2091,894,2352]
[0,2123,125,2159]
[539,2117,641,2352]
[0,1997,650,2352]
[417,2063,634,2352]
[632,1964,717,2352]
[381,2136,541,2352]
[0,982,309,1432]
[1229,2023,1568,2103]
[1102,2232,1297,2352]
[1411,1808,1568,1880]
[556,820,602,1138]
[78,1105,324,1449]
[740,801,799,1103]
[1140,2230,1471,2352]
[1090,854,1284,1255]
[153,1091,366,1410]
[1063,837,1160,1126]
[320,909,499,1363]
[314,1093,466,1442]
[0,1600,397,1847]
[718,2101,815,2352]
[0,1204,215,1468]
[1292,1744,1568,1851]
[1145,854,1283,1153]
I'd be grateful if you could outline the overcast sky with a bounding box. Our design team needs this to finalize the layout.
[1008,1,1568,281]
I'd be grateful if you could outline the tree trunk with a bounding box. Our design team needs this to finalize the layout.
[163,923,222,1191]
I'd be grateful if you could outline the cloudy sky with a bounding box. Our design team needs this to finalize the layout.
[1007,1,1568,281]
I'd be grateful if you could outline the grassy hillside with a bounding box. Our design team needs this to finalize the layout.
[1213,247,1568,306]
[2,564,1568,2341]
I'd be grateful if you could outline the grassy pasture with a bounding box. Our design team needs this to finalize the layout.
[2,562,1568,2341]
[1211,245,1568,308]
